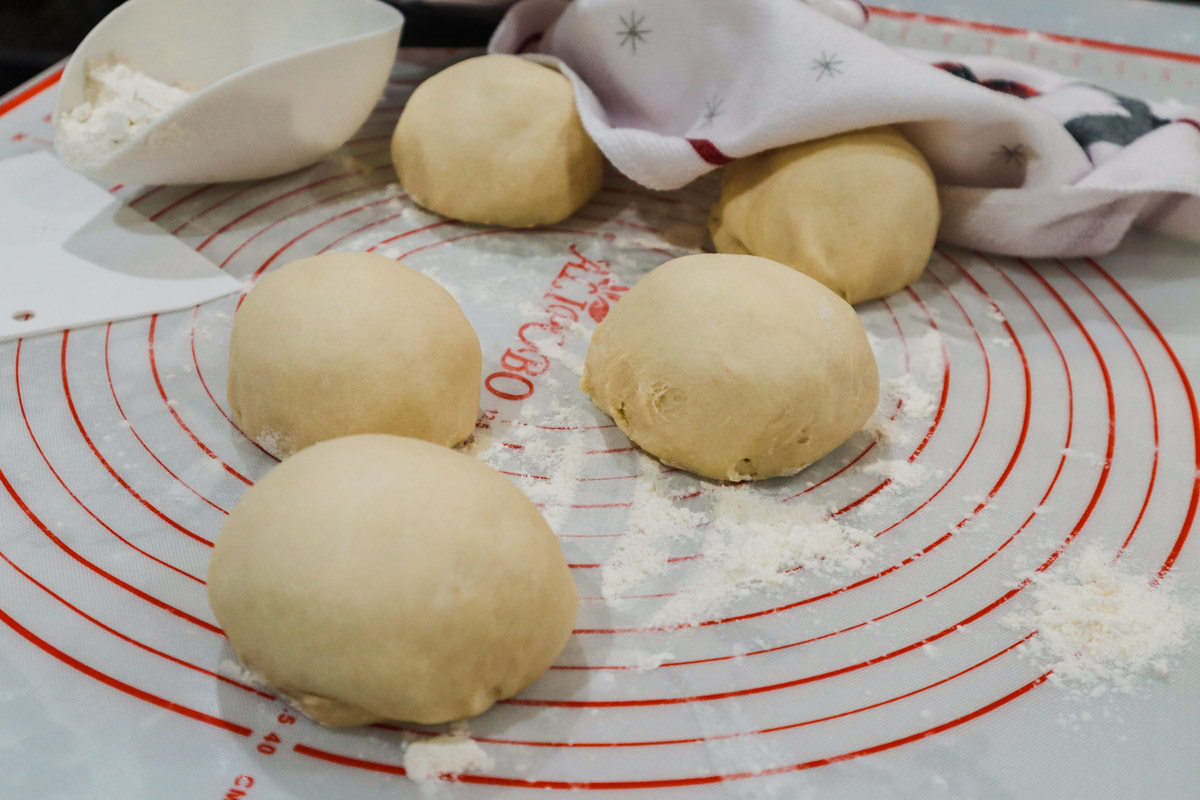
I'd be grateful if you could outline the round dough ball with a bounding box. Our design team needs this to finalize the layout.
[391,54,604,227]
[226,252,481,458]
[709,126,940,305]
[207,434,579,726]
[581,254,878,482]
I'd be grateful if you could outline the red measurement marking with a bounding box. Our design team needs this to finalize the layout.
[0,67,62,117]
[868,7,1200,65]
[1087,258,1200,578]
[0,550,268,698]
[221,774,254,800]
[192,162,387,248]
[295,674,1051,789]
[392,633,1037,746]
[0,604,247,735]
[499,469,549,481]
[16,340,203,581]
[60,330,216,546]
[1057,262,1158,556]
[105,323,231,516]
[148,315,253,486]
[11,343,217,623]
[149,184,217,222]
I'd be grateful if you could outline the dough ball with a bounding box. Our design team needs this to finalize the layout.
[391,54,604,227]
[709,126,940,305]
[207,434,579,726]
[226,252,481,458]
[581,254,879,482]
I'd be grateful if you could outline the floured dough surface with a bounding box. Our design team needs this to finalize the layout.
[709,126,940,304]
[391,54,604,227]
[582,253,879,481]
[226,251,481,458]
[207,434,579,726]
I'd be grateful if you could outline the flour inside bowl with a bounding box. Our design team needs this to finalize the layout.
[56,60,193,168]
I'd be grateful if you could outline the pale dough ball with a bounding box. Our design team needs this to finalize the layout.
[226,252,481,458]
[391,54,604,227]
[207,434,579,726]
[582,254,879,482]
[709,126,940,305]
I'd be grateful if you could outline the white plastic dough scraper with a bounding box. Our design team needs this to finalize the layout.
[0,151,241,342]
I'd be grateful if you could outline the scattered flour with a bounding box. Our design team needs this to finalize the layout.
[1001,547,1192,694]
[633,651,675,672]
[57,60,193,168]
[599,478,705,600]
[862,458,927,488]
[217,659,268,689]
[916,329,945,382]
[517,427,586,531]
[254,430,290,460]
[600,463,876,628]
[1061,447,1109,468]
[403,724,494,788]
[866,372,938,445]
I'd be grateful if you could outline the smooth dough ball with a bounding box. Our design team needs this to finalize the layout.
[709,126,940,305]
[207,434,579,726]
[391,54,604,227]
[581,254,879,482]
[226,252,481,458]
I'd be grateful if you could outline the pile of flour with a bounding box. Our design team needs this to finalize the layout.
[56,60,192,168]
[402,723,494,791]
[1002,547,1193,694]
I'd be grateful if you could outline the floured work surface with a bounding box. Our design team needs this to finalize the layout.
[1,18,1199,800]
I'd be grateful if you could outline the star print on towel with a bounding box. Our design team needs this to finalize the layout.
[615,11,651,54]
[811,52,844,80]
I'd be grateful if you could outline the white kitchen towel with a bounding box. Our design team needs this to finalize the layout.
[489,0,1200,257]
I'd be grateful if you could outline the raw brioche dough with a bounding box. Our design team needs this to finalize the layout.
[709,126,940,305]
[391,54,604,227]
[207,434,579,726]
[226,252,481,458]
[581,254,878,482]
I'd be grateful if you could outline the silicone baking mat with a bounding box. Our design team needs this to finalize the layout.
[2,10,1198,799]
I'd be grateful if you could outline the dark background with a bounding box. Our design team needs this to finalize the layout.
[0,0,507,94]
[6,0,1200,95]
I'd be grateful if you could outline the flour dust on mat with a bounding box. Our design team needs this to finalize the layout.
[613,474,879,629]
[1001,547,1194,695]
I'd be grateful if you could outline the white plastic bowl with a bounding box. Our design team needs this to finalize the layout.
[53,0,404,184]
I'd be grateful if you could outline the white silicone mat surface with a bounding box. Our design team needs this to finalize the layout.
[2,10,1199,799]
